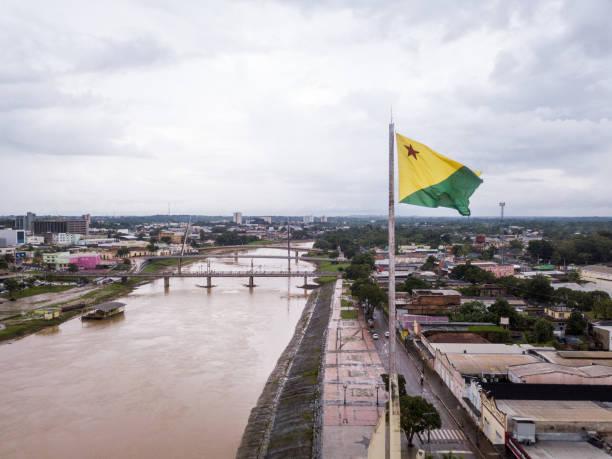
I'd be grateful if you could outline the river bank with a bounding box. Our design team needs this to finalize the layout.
[0,246,258,343]
[237,281,335,458]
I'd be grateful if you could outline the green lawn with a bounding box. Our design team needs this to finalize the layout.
[467,325,508,333]
[246,239,278,246]
[317,261,350,273]
[1,285,75,299]
[340,310,357,319]
[140,259,179,274]
[341,299,353,307]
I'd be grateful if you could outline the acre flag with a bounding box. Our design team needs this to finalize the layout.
[396,133,483,216]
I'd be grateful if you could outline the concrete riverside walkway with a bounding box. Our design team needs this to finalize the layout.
[321,280,387,458]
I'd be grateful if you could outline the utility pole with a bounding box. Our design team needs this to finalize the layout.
[499,202,505,265]
[287,217,291,272]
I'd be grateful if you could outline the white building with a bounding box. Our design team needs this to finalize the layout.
[51,233,81,245]
[233,212,243,225]
[27,235,45,245]
[303,215,314,224]
[0,229,25,247]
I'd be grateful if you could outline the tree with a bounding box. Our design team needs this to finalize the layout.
[593,298,612,319]
[351,253,376,270]
[489,298,521,328]
[398,396,441,446]
[351,278,386,313]
[565,311,586,335]
[160,236,172,244]
[68,263,79,273]
[421,255,437,271]
[527,240,554,262]
[345,263,372,280]
[450,263,495,284]
[509,239,523,250]
[146,243,158,253]
[122,258,131,266]
[532,318,554,343]
[0,258,7,270]
[453,301,497,323]
[3,278,21,297]
[116,247,130,258]
[4,253,15,264]
[566,270,581,283]
[380,373,407,396]
[524,275,554,304]
[398,276,429,294]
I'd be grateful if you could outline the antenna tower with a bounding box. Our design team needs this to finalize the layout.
[499,202,505,265]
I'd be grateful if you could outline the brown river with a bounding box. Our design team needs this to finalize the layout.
[0,246,314,458]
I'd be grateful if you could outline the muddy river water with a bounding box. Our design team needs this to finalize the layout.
[0,246,314,458]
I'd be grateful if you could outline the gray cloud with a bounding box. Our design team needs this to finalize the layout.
[0,0,610,216]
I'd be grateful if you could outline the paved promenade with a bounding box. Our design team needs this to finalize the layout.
[321,280,387,458]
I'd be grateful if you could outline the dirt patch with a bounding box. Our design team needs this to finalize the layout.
[425,332,490,343]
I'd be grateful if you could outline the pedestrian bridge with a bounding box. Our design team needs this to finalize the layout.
[53,270,339,288]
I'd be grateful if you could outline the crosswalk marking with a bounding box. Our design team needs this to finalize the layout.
[426,428,467,444]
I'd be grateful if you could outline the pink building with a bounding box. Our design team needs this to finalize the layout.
[69,253,101,270]
[474,263,515,278]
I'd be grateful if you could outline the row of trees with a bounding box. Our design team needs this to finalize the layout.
[527,231,612,265]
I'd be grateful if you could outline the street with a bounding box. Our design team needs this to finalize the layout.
[371,308,502,458]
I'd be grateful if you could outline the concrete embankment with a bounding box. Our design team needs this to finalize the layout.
[237,281,335,459]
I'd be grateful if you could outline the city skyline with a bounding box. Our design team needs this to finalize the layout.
[1,0,611,217]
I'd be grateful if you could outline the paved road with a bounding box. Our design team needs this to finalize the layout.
[371,309,500,459]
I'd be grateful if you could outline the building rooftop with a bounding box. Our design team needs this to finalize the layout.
[481,382,612,402]
[583,265,612,275]
[430,343,543,355]
[522,440,610,459]
[496,399,612,424]
[447,353,539,375]
[508,362,612,379]
[533,350,612,367]
[413,289,460,296]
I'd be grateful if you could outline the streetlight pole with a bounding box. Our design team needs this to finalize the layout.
[343,383,348,405]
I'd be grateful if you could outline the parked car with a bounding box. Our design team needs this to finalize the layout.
[385,331,390,338]
[372,333,379,340]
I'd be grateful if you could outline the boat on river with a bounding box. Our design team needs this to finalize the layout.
[81,302,126,320]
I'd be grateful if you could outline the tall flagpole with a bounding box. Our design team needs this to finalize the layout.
[388,117,401,459]
[388,120,396,375]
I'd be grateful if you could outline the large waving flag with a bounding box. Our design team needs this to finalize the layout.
[396,133,483,216]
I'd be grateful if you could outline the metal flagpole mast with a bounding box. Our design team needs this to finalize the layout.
[388,117,401,459]
[388,120,396,375]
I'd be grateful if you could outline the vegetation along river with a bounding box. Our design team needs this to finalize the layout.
[0,245,315,458]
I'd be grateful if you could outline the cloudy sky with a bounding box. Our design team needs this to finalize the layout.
[1,0,611,217]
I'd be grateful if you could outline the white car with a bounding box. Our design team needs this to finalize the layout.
[384,331,390,338]
[372,333,379,340]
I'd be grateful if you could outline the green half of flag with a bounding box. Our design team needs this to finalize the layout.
[396,133,483,216]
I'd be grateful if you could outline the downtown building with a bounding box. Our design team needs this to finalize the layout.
[33,214,91,236]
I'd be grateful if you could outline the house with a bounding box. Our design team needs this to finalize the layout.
[402,289,461,315]
[544,306,573,321]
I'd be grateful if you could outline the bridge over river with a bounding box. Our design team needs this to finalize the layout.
[52,270,339,288]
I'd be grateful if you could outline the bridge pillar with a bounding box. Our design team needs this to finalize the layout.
[164,276,170,289]
[206,276,212,289]
[304,275,308,287]
[248,276,254,288]
[295,251,299,261]
[178,258,182,274]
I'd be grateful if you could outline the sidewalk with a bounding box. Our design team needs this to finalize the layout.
[321,280,387,458]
